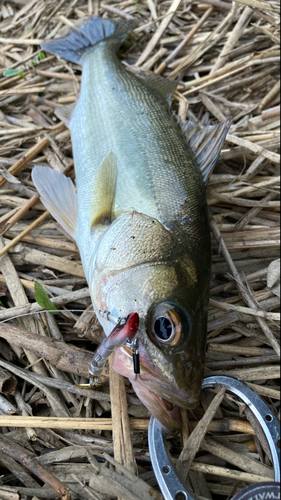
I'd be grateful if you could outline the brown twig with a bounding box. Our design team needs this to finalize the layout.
[136,0,183,67]
[211,6,253,73]
[0,437,70,500]
[201,436,274,478]
[0,324,97,379]
[155,7,214,75]
[176,386,226,482]
[210,218,280,357]
[0,415,149,430]
[189,462,273,483]
[0,211,50,257]
[0,285,89,321]
[0,367,17,395]
[1,193,40,236]
[109,355,137,475]
[0,138,50,189]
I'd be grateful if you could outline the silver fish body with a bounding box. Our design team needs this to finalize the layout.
[32,18,231,431]
[72,45,206,280]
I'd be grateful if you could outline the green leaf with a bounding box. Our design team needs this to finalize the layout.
[38,51,46,60]
[134,0,140,14]
[34,282,58,314]
[3,69,22,77]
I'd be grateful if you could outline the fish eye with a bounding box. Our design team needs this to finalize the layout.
[154,316,173,340]
[150,302,184,346]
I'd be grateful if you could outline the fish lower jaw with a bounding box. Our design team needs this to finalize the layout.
[149,393,199,433]
[130,376,200,433]
[159,393,199,411]
[178,399,198,410]
[148,380,199,409]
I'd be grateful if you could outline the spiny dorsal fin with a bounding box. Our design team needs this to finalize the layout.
[32,166,78,238]
[180,116,232,183]
[136,72,178,107]
[90,152,117,230]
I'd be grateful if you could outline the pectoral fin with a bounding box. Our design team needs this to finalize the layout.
[55,103,76,128]
[32,166,78,238]
[90,152,117,230]
[180,116,232,183]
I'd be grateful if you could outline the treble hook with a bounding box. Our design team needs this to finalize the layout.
[126,337,146,381]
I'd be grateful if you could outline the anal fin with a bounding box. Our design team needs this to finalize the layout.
[180,116,232,183]
[32,166,78,238]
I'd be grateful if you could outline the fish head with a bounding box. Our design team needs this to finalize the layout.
[89,211,210,431]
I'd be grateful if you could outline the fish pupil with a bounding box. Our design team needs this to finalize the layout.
[154,316,173,340]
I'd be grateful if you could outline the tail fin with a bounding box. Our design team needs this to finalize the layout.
[41,17,138,64]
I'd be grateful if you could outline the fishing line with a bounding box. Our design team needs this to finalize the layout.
[0,309,143,376]
[0,309,96,324]
[0,308,120,324]
[0,308,143,378]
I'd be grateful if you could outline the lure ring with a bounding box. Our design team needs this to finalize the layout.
[148,375,280,500]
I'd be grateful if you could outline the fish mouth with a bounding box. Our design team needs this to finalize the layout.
[130,372,198,433]
[113,343,200,432]
[131,376,183,433]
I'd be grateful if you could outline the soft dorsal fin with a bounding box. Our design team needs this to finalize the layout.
[135,72,178,107]
[90,152,117,230]
[55,103,76,128]
[32,166,78,238]
[180,116,232,183]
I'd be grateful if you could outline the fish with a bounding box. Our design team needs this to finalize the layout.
[32,17,231,432]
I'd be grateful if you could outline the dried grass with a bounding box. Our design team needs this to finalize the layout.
[0,0,279,499]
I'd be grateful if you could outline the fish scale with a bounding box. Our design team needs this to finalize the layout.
[32,17,231,432]
[74,45,204,230]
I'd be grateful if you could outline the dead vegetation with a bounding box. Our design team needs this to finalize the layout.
[0,0,280,498]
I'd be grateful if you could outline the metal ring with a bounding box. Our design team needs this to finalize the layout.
[148,416,192,500]
[148,376,280,500]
